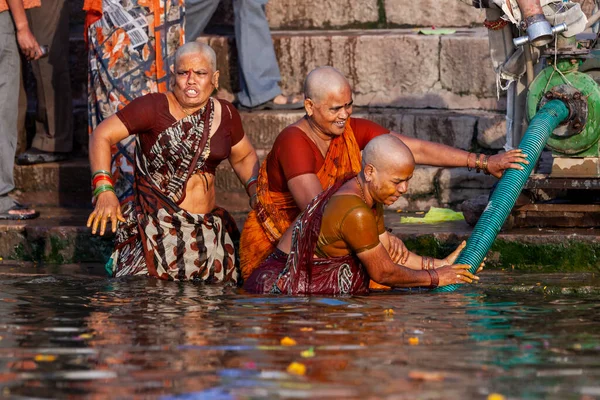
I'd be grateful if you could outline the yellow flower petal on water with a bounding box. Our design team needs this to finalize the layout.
[300,347,315,358]
[408,337,419,345]
[287,362,306,376]
[78,333,93,339]
[280,336,297,346]
[34,355,57,362]
[487,394,505,400]
[384,309,395,315]
[299,327,313,332]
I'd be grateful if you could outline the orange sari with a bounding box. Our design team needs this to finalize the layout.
[239,121,363,280]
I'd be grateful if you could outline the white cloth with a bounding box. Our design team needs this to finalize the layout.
[491,0,587,37]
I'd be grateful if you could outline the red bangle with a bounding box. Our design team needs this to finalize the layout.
[426,269,439,288]
[245,179,257,195]
[92,174,113,187]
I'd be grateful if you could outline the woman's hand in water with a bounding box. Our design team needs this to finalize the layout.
[436,264,480,286]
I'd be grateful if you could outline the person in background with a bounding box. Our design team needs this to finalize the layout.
[16,0,72,165]
[185,0,302,110]
[0,0,41,220]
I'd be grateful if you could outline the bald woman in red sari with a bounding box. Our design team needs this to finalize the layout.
[87,42,259,283]
[240,66,527,282]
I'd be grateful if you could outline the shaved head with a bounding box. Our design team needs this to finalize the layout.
[174,42,217,71]
[362,135,415,172]
[304,66,351,103]
[362,135,415,205]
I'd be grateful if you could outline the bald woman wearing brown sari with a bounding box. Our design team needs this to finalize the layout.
[245,135,481,295]
[87,42,259,283]
[240,66,527,283]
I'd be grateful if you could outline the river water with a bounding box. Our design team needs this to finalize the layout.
[0,264,598,399]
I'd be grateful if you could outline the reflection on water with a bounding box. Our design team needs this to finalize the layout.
[0,266,599,399]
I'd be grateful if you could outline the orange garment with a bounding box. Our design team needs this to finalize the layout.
[0,0,40,13]
[82,0,102,44]
[239,122,363,280]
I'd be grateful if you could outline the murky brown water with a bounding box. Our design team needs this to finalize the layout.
[0,265,599,399]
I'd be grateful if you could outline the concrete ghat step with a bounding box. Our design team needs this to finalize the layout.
[68,0,485,31]
[2,210,600,273]
[67,28,502,111]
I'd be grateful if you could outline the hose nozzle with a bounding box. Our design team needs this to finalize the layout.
[513,14,568,47]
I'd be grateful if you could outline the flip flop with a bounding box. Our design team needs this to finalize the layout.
[0,204,40,220]
[16,149,69,166]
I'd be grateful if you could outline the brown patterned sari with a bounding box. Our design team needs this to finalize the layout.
[105,98,240,283]
[244,178,370,296]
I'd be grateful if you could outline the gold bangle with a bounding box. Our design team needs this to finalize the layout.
[467,152,473,171]
[475,154,482,173]
[482,155,490,175]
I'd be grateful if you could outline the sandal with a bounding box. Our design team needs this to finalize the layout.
[0,203,40,220]
[16,148,69,166]
[236,94,304,111]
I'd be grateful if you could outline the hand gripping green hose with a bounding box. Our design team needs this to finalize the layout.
[434,100,569,292]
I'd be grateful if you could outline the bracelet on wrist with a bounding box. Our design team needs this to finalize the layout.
[475,154,482,173]
[245,177,258,195]
[466,152,473,171]
[93,184,115,197]
[482,155,490,175]
[426,268,439,288]
[92,174,113,187]
[92,169,113,179]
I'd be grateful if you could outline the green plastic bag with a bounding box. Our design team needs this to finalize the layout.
[400,207,464,224]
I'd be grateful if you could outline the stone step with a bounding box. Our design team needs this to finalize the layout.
[2,207,599,273]
[16,108,505,209]
[69,0,486,31]
[65,28,501,113]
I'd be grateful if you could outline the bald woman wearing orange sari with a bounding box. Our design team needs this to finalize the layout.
[240,66,528,281]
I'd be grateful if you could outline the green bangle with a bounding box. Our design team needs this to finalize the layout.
[93,184,115,197]
[92,170,113,179]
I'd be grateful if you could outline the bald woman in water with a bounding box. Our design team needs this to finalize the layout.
[240,66,527,281]
[244,135,479,295]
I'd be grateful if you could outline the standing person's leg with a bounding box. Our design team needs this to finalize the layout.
[0,11,37,219]
[185,0,221,42]
[233,0,283,108]
[17,0,72,165]
[0,12,19,199]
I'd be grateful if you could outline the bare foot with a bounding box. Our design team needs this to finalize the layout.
[272,93,304,105]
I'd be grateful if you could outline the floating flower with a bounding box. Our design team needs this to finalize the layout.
[408,337,419,345]
[287,362,306,376]
[300,347,315,358]
[34,355,57,362]
[280,337,297,346]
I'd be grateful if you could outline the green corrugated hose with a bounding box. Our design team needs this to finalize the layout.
[434,100,569,292]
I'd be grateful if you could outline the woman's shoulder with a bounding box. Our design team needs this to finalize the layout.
[215,98,239,119]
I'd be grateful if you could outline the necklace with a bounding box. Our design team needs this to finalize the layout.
[355,176,366,203]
